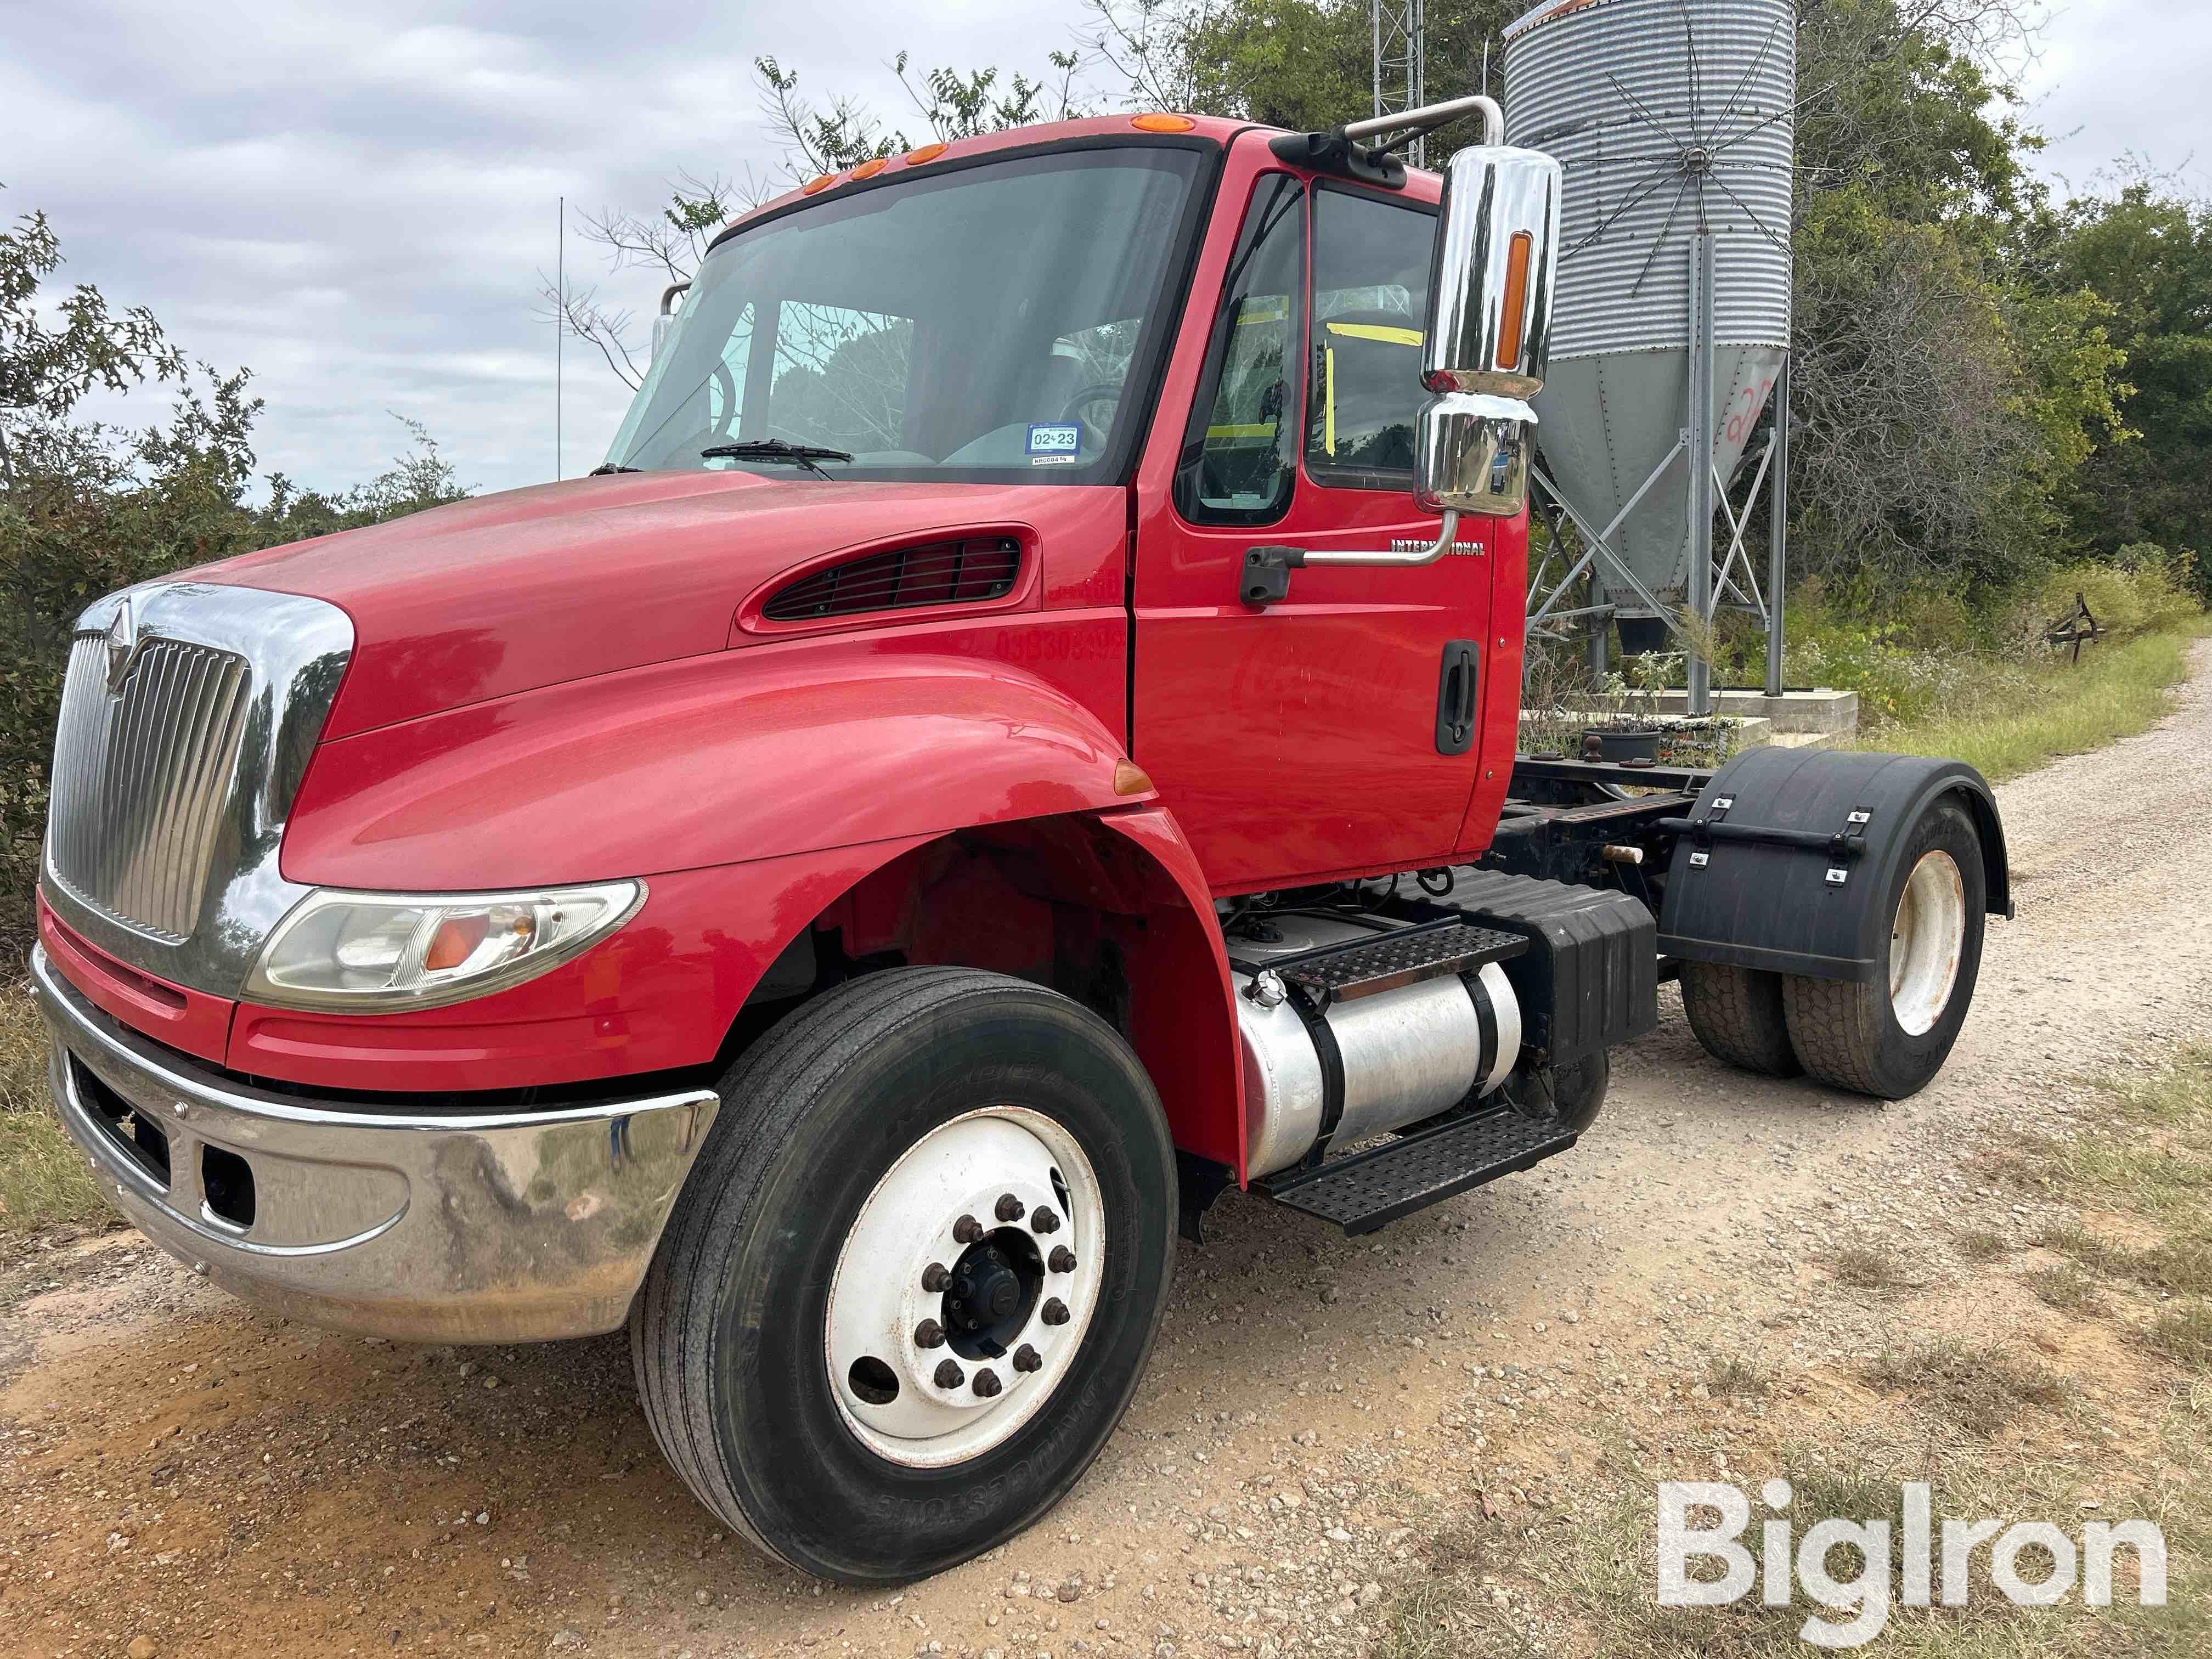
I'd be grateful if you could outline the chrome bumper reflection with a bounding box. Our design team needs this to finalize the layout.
[30,946,719,1343]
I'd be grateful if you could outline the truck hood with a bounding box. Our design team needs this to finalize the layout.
[200,471,1070,740]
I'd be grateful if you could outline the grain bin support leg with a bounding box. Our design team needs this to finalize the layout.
[1686,229,1716,718]
[1765,354,1791,699]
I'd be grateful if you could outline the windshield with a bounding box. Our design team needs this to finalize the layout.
[604,145,1207,482]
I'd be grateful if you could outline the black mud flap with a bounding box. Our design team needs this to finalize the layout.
[1656,747,2011,984]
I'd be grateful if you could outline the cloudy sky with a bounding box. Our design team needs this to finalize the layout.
[6,0,2205,499]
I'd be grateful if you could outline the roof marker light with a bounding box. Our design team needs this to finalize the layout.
[1131,113,1196,133]
[904,142,948,165]
[851,157,889,179]
[801,175,834,195]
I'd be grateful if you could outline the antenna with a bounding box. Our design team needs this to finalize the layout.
[555,195,565,481]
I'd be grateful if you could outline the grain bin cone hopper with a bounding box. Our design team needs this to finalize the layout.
[1504,0,1797,668]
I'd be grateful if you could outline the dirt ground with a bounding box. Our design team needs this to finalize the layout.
[3,644,2208,1659]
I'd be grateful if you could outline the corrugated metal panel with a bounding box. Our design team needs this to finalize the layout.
[1505,0,1793,356]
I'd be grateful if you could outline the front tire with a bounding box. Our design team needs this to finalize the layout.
[631,968,1176,1583]
[1781,799,1985,1099]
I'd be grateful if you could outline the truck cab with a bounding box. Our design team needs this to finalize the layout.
[32,104,2005,1585]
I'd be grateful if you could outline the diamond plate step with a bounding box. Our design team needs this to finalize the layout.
[1257,920,1527,1004]
[1253,1108,1579,1235]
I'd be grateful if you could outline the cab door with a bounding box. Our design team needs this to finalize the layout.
[1129,148,1497,893]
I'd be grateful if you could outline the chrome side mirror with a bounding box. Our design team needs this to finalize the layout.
[1417,146,1560,517]
[651,281,691,364]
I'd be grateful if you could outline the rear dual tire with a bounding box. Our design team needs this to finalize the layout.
[1681,799,1985,1101]
[631,968,1176,1584]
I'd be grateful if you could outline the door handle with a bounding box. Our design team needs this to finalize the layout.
[1435,640,1480,755]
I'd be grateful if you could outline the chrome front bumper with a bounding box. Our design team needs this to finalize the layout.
[30,946,719,1343]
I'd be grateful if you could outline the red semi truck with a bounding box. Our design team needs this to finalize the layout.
[32,100,2004,1583]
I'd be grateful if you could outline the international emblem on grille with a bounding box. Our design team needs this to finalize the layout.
[102,596,137,693]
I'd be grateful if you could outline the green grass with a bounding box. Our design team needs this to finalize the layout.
[1860,628,2200,783]
[2142,1303,2212,1372]
[0,979,108,1235]
[1955,1228,2013,1264]
[2025,1263,2108,1315]
[1831,1244,1918,1293]
[1705,1356,1770,1401]
[1858,1339,2070,1436]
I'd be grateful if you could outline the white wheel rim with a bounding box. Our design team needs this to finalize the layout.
[1888,849,1966,1036]
[825,1105,1104,1468]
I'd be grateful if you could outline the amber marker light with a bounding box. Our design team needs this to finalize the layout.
[1112,759,1156,796]
[424,913,495,973]
[1496,230,1534,370]
[801,175,834,195]
[904,142,948,165]
[851,157,889,179]
[1130,113,1196,133]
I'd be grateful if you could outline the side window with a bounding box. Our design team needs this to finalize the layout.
[1306,188,1436,488]
[1174,175,1306,526]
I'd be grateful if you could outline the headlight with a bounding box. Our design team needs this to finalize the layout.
[244,881,645,1012]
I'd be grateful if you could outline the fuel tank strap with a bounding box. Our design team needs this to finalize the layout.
[1284,988,1347,1167]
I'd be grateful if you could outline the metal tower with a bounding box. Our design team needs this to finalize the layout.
[1373,0,1427,167]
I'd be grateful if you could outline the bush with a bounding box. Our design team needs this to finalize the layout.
[2031,545,2199,643]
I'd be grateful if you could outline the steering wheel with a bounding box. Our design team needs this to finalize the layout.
[1060,383,1125,453]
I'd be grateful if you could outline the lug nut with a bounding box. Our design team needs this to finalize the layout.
[913,1319,946,1349]
[921,1262,950,1292]
[934,1359,964,1389]
[995,1192,1026,1222]
[1012,1344,1042,1373]
[972,1368,1003,1398]
[1048,1246,1077,1274]
[1031,1206,1061,1235]
[1041,1297,1070,1327]
[952,1214,984,1244]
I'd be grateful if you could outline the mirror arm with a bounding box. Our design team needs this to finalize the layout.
[1299,509,1463,567]
[1344,96,1504,150]
[1237,510,1463,607]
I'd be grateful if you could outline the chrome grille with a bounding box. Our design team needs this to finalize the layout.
[48,633,253,941]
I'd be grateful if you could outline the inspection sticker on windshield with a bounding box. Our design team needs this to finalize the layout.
[1025,424,1081,464]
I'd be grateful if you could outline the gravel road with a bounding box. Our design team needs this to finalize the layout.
[4,642,2208,1659]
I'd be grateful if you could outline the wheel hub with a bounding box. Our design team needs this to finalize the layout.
[823,1106,1105,1468]
[944,1232,1042,1352]
[1889,849,1967,1037]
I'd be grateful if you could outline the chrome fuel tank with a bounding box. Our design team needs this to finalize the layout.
[1230,915,1522,1178]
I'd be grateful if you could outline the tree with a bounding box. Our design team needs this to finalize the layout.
[546,51,1085,391]
[2032,172,2212,594]
[0,207,184,489]
[0,213,468,951]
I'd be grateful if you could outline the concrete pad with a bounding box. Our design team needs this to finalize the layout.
[1563,687,1859,735]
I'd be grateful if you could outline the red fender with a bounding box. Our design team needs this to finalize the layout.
[1097,806,1247,1182]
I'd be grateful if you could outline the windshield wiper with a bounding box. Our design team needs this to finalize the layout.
[699,438,854,480]
[589,463,640,476]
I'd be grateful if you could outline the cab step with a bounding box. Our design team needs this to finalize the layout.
[1228,918,1526,1005]
[1251,1106,1579,1235]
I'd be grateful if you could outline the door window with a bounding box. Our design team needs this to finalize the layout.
[1173,174,1306,526]
[1305,188,1436,489]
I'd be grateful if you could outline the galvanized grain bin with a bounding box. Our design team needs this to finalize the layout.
[1504,0,1793,653]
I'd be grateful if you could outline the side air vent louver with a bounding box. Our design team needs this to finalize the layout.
[763,537,1022,622]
